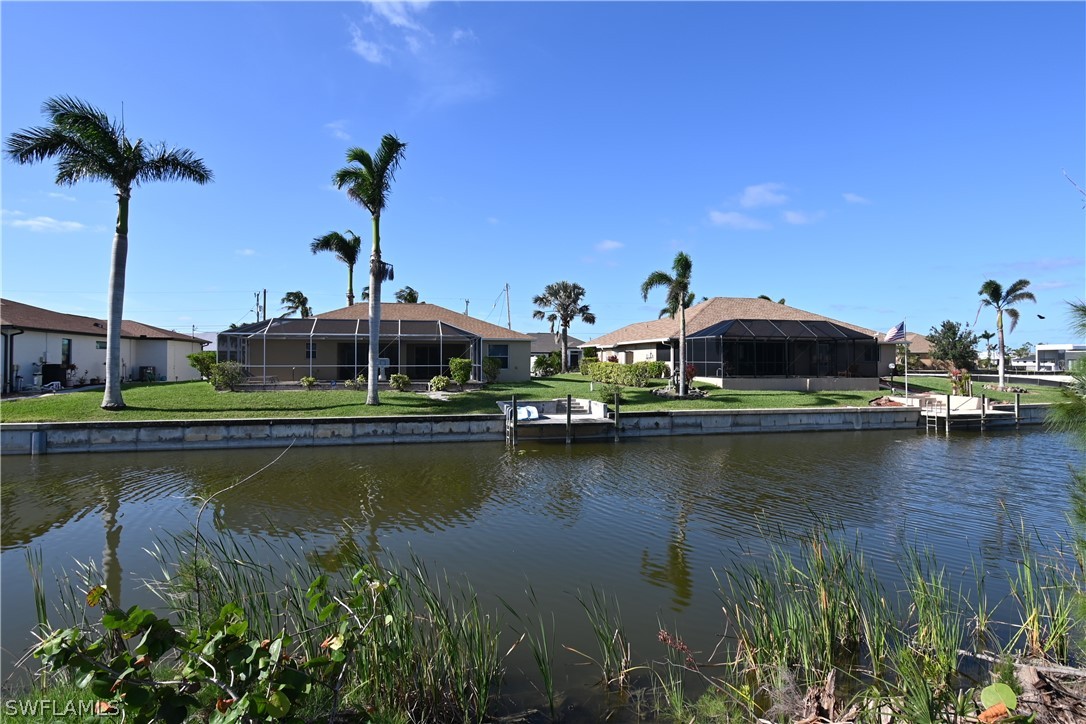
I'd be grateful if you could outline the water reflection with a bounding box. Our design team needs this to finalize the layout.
[1,429,1079,693]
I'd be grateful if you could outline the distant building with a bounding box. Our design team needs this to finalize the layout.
[529,332,584,372]
[1,298,207,393]
[217,302,533,383]
[1035,343,1086,372]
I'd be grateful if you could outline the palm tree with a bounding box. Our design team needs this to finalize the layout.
[395,286,419,304]
[978,279,1036,388]
[758,294,786,304]
[641,252,694,397]
[333,135,407,405]
[531,282,596,373]
[280,291,312,317]
[310,230,362,306]
[978,330,996,368]
[4,96,212,410]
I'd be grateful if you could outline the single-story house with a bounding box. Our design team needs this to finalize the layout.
[529,332,584,372]
[583,297,894,391]
[217,302,533,383]
[1,298,208,393]
[881,332,935,370]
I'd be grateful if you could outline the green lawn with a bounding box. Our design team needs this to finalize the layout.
[0,374,1061,424]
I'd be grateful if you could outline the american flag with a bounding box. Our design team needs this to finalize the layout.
[884,321,907,343]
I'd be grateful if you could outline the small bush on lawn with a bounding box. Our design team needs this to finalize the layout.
[448,358,472,389]
[389,373,411,391]
[187,351,217,379]
[533,352,560,377]
[344,374,366,391]
[208,361,245,391]
[578,356,598,376]
[430,375,451,391]
[596,382,624,404]
[299,376,317,391]
[482,357,501,384]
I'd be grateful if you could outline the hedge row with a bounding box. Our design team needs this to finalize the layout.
[580,360,668,387]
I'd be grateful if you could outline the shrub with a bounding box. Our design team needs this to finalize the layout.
[533,352,560,377]
[299,376,317,391]
[389,373,411,391]
[587,361,663,388]
[187,351,217,379]
[448,358,472,389]
[482,357,501,384]
[344,373,366,391]
[208,361,245,391]
[596,382,624,404]
[606,354,619,363]
[685,363,697,384]
[430,375,450,391]
[579,356,598,376]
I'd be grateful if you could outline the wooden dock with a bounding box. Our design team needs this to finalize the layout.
[499,396,615,444]
[919,393,1020,433]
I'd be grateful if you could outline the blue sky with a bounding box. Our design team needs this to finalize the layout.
[3,1,1084,349]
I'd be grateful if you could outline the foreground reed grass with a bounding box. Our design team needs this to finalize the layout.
[17,520,1083,722]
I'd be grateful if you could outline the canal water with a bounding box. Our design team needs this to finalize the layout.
[1,428,1080,710]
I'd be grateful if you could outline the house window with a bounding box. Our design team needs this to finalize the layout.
[61,339,72,367]
[488,344,509,369]
[96,341,107,350]
[305,342,317,359]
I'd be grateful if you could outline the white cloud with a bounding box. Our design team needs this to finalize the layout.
[1,208,25,218]
[708,211,769,230]
[782,210,825,225]
[486,216,499,225]
[349,22,388,64]
[7,215,85,233]
[324,120,351,141]
[236,248,256,257]
[843,192,871,204]
[596,239,623,252]
[404,35,422,54]
[451,28,477,44]
[47,192,77,202]
[369,1,429,31]
[740,182,788,208]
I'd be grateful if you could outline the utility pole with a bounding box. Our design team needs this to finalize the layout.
[254,291,262,322]
[505,283,512,330]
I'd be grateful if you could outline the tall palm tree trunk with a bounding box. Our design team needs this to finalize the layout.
[560,327,569,373]
[367,216,381,405]
[996,311,1006,389]
[102,193,130,409]
[678,308,687,397]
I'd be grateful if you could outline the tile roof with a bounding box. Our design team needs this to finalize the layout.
[315,302,532,340]
[584,297,879,348]
[1,298,205,344]
[529,332,585,354]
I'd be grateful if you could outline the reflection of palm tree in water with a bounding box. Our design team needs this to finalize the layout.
[640,504,693,613]
[100,484,123,605]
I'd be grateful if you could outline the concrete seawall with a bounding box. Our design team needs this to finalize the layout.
[1,404,1050,455]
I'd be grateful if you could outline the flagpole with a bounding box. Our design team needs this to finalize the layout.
[903,318,908,398]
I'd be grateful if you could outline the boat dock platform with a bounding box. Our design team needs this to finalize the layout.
[918,393,1023,433]
[498,396,616,444]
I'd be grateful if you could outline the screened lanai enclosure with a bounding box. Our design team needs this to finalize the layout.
[685,319,880,381]
[217,317,483,383]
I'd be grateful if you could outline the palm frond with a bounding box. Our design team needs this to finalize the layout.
[138,145,213,186]
[1004,307,1021,333]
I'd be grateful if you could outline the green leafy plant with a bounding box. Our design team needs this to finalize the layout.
[208,361,245,391]
[299,376,317,391]
[532,352,560,377]
[448,358,472,390]
[389,373,411,391]
[482,357,501,384]
[429,375,450,391]
[187,351,218,380]
[343,373,366,391]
